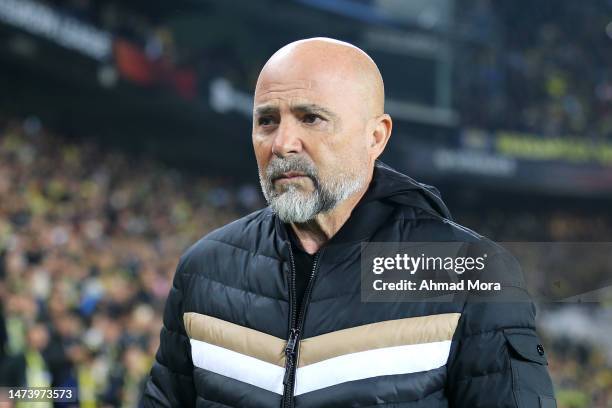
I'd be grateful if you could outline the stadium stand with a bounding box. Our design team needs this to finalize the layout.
[457,0,612,141]
[1,1,612,406]
[0,117,260,406]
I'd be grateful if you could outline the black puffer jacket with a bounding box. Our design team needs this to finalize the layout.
[142,162,556,408]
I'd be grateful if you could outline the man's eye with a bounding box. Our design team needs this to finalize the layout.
[303,114,322,124]
[258,117,276,126]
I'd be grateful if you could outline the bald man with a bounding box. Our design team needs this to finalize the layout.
[143,38,555,408]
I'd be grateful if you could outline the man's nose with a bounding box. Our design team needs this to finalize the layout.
[272,120,302,158]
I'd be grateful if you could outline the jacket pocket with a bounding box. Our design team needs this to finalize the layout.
[503,328,556,408]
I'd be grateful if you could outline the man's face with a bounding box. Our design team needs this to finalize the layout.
[252,61,371,223]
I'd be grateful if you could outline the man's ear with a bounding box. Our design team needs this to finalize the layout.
[369,114,392,160]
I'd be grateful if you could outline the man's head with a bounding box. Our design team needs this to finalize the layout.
[253,37,392,223]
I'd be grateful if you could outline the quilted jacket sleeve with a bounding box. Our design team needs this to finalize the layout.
[446,246,557,408]
[142,257,196,407]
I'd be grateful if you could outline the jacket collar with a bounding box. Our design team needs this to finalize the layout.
[273,161,451,246]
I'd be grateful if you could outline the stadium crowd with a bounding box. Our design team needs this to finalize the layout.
[0,117,259,406]
[457,0,612,141]
[546,322,612,407]
[460,209,612,242]
[0,116,610,407]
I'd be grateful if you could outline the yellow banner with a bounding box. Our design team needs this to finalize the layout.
[495,131,612,165]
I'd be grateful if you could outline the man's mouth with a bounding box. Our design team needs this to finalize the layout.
[274,171,309,181]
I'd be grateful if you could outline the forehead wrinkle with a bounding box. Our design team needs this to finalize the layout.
[254,96,317,113]
[254,87,323,114]
[256,80,315,96]
[264,80,314,88]
[257,88,312,100]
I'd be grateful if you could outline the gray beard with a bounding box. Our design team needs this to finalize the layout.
[259,156,366,223]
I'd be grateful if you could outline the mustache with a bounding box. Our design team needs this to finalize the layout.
[266,156,319,185]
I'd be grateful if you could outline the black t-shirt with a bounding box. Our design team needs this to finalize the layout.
[288,229,316,313]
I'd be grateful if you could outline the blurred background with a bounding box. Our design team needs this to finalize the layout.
[0,0,611,406]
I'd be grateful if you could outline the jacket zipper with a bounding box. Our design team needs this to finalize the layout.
[282,247,323,408]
